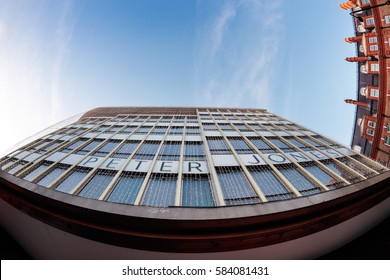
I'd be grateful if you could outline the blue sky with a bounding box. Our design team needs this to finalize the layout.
[0,0,356,153]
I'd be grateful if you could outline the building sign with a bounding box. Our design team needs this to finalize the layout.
[27,148,353,175]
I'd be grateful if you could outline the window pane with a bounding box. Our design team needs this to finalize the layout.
[56,168,90,193]
[321,159,361,184]
[159,142,181,160]
[93,141,120,157]
[300,163,340,189]
[37,165,69,187]
[107,173,144,205]
[112,141,140,158]
[133,142,160,159]
[79,170,116,199]
[23,162,52,182]
[249,137,274,153]
[267,138,295,152]
[207,138,231,155]
[278,165,321,196]
[228,138,252,154]
[249,166,294,200]
[76,140,103,155]
[182,175,214,207]
[217,169,259,205]
[184,142,205,160]
[141,175,176,207]
[61,139,87,153]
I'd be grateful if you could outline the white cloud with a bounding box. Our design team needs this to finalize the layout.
[194,0,285,109]
[0,1,76,154]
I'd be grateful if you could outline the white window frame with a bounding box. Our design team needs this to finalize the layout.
[384,15,390,24]
[366,128,375,136]
[368,121,376,128]
[385,136,390,146]
[361,0,370,5]
[369,37,377,43]
[366,17,375,26]
[387,124,390,133]
[370,63,379,72]
[369,45,378,51]
[369,88,379,97]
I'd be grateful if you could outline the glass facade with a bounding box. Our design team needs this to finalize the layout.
[0,107,386,209]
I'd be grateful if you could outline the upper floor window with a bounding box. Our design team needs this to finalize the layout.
[387,124,390,133]
[370,63,379,72]
[365,17,374,26]
[369,45,378,51]
[370,88,379,97]
[369,37,377,43]
[367,121,376,128]
[385,15,390,24]
[361,0,370,5]
[385,136,390,146]
[366,128,375,136]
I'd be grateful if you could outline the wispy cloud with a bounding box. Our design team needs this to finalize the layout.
[0,0,76,153]
[194,0,285,109]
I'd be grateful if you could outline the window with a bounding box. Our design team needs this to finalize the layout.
[151,126,167,134]
[37,141,62,154]
[184,142,205,160]
[284,137,311,151]
[298,136,325,149]
[93,140,121,157]
[169,126,183,135]
[23,161,52,182]
[207,137,231,155]
[367,121,376,128]
[369,45,378,51]
[78,170,116,199]
[370,63,379,72]
[249,166,294,201]
[37,164,69,187]
[6,160,28,175]
[106,126,123,133]
[369,88,379,97]
[141,174,177,207]
[267,138,295,152]
[248,137,275,153]
[219,124,234,131]
[185,126,199,135]
[366,128,375,136]
[202,123,218,130]
[107,173,144,204]
[387,124,390,133]
[61,139,87,153]
[112,141,140,159]
[159,141,181,160]
[135,126,151,134]
[133,141,160,160]
[122,126,136,133]
[217,168,259,206]
[235,124,251,132]
[75,139,103,155]
[278,165,321,196]
[182,175,214,207]
[55,168,91,193]
[321,159,360,183]
[385,15,390,24]
[385,136,390,146]
[300,162,340,189]
[365,17,374,26]
[369,37,377,43]
[228,138,253,154]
